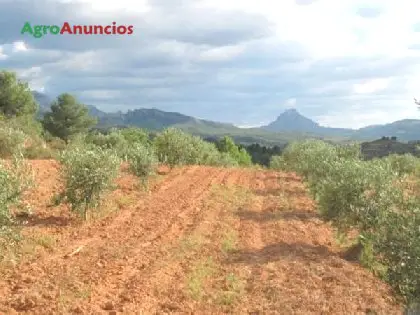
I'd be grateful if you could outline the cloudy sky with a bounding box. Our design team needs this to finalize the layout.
[1,0,420,128]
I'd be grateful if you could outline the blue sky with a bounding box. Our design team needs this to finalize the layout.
[1,0,420,128]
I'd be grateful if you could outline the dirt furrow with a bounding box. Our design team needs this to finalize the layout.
[56,166,231,313]
[1,166,209,314]
[230,170,402,314]
[122,168,252,314]
[92,167,234,314]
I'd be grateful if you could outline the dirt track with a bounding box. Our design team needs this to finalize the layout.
[0,161,403,314]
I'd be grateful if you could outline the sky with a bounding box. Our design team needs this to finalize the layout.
[1,0,420,129]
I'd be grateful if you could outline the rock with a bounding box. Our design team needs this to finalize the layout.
[103,301,114,311]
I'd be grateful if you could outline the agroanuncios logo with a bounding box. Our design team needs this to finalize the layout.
[21,22,134,38]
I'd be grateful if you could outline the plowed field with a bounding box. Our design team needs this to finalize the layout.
[0,160,403,314]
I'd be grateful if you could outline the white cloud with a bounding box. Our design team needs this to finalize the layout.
[353,78,390,94]
[284,98,297,108]
[198,45,246,62]
[78,89,121,99]
[0,47,7,60]
[12,41,27,52]
[59,0,151,13]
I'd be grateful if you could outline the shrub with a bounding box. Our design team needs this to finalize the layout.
[0,154,33,229]
[382,154,420,177]
[153,128,242,168]
[119,127,149,145]
[279,139,420,305]
[86,130,129,158]
[153,128,201,167]
[316,158,399,233]
[216,152,239,167]
[24,145,56,160]
[269,155,284,170]
[0,126,26,158]
[126,143,158,188]
[58,146,120,220]
[216,136,252,166]
[374,199,420,304]
[189,136,238,167]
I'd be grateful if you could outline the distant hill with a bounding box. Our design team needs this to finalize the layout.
[32,91,420,144]
[261,108,420,142]
[361,137,420,160]
[31,92,305,146]
[263,109,320,132]
[353,119,420,141]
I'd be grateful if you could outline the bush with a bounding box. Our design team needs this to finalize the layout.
[382,154,420,177]
[0,154,33,259]
[189,136,238,167]
[58,146,120,220]
[153,128,240,168]
[0,154,33,229]
[85,130,129,158]
[126,143,158,188]
[276,139,420,305]
[316,158,399,233]
[374,199,420,303]
[269,155,284,170]
[153,128,193,167]
[24,145,56,160]
[0,126,26,158]
[119,127,149,145]
[217,152,240,167]
[216,136,252,166]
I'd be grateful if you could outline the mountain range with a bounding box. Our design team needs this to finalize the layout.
[33,92,420,145]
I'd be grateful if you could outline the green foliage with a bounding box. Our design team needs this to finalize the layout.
[245,143,283,166]
[126,143,158,188]
[0,125,26,158]
[85,128,150,161]
[0,154,33,228]
[269,155,285,170]
[85,129,129,158]
[217,152,240,167]
[276,139,420,305]
[153,128,238,168]
[58,146,120,220]
[153,128,193,167]
[381,154,420,176]
[42,93,97,142]
[190,136,238,167]
[0,70,38,118]
[216,136,252,166]
[119,127,149,145]
[23,137,56,160]
[5,114,43,137]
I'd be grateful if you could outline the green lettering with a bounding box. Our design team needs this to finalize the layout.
[20,22,33,35]
[33,25,43,38]
[43,25,50,34]
[50,25,60,35]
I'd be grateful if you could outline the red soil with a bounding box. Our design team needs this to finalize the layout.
[0,160,402,314]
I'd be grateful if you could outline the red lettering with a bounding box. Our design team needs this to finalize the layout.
[127,25,134,34]
[83,25,93,34]
[93,25,103,34]
[73,25,83,34]
[104,26,112,34]
[60,22,73,34]
[117,25,127,34]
